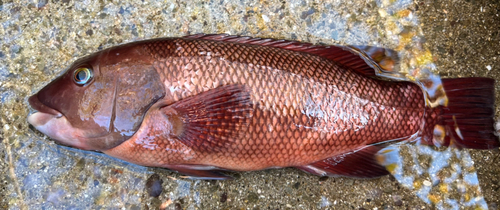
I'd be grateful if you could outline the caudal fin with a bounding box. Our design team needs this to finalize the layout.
[423,78,499,149]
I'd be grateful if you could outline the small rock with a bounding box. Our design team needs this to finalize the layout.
[220,192,227,203]
[261,15,270,22]
[46,189,65,205]
[301,8,316,19]
[392,195,402,206]
[247,192,259,203]
[86,29,94,36]
[36,0,47,8]
[382,204,394,210]
[293,182,300,189]
[145,174,163,197]
[489,202,498,209]
[174,203,182,210]
[128,204,141,210]
[383,186,393,193]
[394,199,403,206]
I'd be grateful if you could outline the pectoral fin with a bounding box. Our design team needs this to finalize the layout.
[161,84,253,152]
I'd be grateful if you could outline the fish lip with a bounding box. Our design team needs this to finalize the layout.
[26,99,91,150]
[28,94,62,117]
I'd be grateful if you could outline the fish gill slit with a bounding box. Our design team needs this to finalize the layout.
[109,77,118,132]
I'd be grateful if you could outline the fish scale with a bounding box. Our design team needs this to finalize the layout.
[102,38,425,172]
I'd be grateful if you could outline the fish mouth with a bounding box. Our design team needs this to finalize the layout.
[28,94,62,117]
[27,94,90,150]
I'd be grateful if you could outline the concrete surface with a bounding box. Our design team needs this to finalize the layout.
[0,0,498,209]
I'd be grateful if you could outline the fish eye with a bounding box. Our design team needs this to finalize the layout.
[73,67,93,85]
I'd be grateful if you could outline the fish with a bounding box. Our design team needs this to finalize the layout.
[27,34,499,179]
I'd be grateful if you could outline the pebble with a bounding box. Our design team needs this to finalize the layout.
[220,192,227,203]
[145,174,163,197]
[46,189,65,205]
[246,192,259,203]
[392,195,402,206]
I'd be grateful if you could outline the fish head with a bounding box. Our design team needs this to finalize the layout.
[28,43,165,151]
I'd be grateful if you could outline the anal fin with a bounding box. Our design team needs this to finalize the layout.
[297,145,389,178]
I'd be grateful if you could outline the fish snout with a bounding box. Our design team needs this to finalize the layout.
[28,94,62,117]
[27,96,93,150]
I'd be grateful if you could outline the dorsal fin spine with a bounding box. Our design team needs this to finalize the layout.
[183,33,400,77]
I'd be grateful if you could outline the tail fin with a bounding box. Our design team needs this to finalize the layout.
[423,78,499,149]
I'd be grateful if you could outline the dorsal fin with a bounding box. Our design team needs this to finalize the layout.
[184,34,399,77]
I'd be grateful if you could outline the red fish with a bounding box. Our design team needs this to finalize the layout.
[28,34,499,179]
